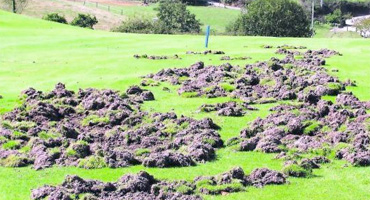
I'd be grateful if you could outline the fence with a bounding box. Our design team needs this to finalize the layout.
[67,0,135,15]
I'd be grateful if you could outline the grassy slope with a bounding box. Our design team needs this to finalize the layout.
[314,24,362,38]
[1,10,370,200]
[81,2,240,33]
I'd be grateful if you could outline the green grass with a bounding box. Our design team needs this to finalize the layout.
[1,10,370,200]
[314,24,362,38]
[81,1,241,33]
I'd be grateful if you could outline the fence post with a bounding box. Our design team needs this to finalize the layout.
[83,1,85,5]
[121,10,123,15]
[96,2,98,7]
[108,5,110,11]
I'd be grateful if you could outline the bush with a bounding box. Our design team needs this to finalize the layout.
[42,13,68,24]
[325,9,351,27]
[227,0,310,37]
[71,14,98,29]
[157,0,201,34]
[113,15,154,34]
[114,0,201,34]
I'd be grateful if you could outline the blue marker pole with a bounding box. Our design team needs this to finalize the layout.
[205,25,210,48]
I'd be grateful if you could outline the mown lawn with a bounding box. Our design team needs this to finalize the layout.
[1,10,370,200]
[80,1,241,33]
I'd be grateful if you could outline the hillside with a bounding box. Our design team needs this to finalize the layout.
[1,10,370,200]
[0,0,240,32]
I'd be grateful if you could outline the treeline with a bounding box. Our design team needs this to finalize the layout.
[42,0,370,37]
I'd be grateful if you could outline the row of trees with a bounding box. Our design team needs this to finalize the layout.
[114,0,201,34]
[115,0,311,37]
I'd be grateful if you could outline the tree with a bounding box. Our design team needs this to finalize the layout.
[70,14,98,29]
[157,0,201,33]
[2,0,28,13]
[227,0,311,37]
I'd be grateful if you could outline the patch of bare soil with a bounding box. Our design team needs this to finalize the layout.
[2,0,125,30]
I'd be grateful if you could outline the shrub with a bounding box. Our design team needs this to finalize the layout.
[42,13,68,24]
[227,0,310,37]
[113,15,154,34]
[78,156,107,169]
[157,0,201,34]
[325,9,342,24]
[283,164,312,177]
[71,14,98,29]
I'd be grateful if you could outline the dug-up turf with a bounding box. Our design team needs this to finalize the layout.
[31,167,286,200]
[144,48,346,103]
[232,92,370,167]
[198,101,258,117]
[0,83,223,170]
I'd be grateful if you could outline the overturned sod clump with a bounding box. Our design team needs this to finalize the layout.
[31,171,202,200]
[232,92,370,166]
[198,101,258,117]
[145,48,344,103]
[31,167,286,200]
[275,48,342,60]
[276,45,307,50]
[0,83,223,169]
[220,56,251,61]
[133,54,180,60]
[186,50,225,55]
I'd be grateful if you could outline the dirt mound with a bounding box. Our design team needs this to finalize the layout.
[134,54,181,60]
[186,50,225,55]
[31,167,286,199]
[232,92,370,166]
[198,101,258,117]
[145,48,344,103]
[31,171,202,200]
[194,166,286,195]
[0,83,223,169]
[220,56,251,61]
